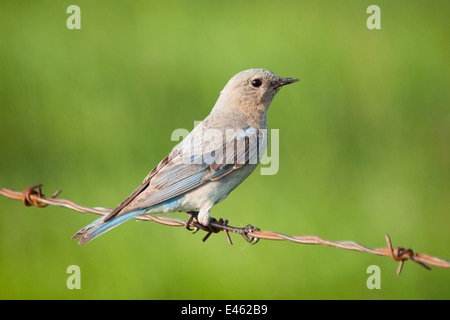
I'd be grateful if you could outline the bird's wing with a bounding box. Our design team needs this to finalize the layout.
[103,126,267,221]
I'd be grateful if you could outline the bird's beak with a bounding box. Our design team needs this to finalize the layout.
[277,77,299,87]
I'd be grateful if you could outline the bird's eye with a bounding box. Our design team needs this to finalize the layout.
[251,79,262,87]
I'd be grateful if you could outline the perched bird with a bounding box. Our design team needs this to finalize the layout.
[73,69,298,244]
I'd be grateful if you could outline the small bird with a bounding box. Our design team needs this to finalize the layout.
[73,69,298,244]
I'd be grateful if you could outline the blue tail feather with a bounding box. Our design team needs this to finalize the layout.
[73,209,146,244]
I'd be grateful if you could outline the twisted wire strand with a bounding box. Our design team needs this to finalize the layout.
[1,184,449,274]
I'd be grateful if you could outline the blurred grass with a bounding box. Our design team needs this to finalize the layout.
[0,0,449,299]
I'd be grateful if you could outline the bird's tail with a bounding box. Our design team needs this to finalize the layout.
[72,209,145,244]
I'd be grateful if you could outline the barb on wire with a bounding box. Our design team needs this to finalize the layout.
[1,184,450,275]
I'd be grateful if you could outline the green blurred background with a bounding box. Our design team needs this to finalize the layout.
[0,0,449,299]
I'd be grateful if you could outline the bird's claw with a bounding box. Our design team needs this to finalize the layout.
[185,212,260,245]
[185,211,198,231]
[205,218,233,245]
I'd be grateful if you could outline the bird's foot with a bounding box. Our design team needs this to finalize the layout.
[185,212,260,245]
[185,211,199,231]
[203,217,233,244]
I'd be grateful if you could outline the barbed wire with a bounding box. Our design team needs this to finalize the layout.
[1,184,449,275]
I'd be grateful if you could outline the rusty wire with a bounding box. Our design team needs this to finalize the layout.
[1,184,450,275]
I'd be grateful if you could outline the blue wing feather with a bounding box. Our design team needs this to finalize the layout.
[73,126,265,244]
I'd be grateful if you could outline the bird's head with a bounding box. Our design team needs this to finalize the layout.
[217,69,299,119]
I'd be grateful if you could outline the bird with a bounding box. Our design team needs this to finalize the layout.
[72,69,299,244]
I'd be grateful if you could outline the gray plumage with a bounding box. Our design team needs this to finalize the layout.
[73,69,298,244]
